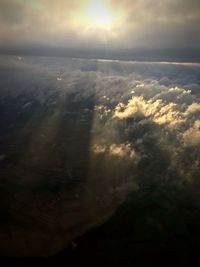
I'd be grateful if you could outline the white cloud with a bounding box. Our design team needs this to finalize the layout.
[109,143,137,159]
[92,144,107,154]
[183,120,200,146]
[186,102,200,114]
[92,142,139,160]
[113,96,185,126]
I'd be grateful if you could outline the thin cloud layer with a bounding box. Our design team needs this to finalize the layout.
[0,0,199,55]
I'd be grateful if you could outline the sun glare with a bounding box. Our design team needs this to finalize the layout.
[71,0,125,35]
[86,0,114,28]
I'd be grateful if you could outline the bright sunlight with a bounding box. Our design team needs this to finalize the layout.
[86,0,114,28]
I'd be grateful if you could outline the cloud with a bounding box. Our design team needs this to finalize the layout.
[183,120,200,146]
[0,0,200,53]
[92,142,138,160]
[0,55,200,255]
[93,144,107,154]
[109,143,137,159]
[186,102,200,114]
[113,96,186,126]
[1,56,200,163]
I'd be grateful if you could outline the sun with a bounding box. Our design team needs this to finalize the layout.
[86,0,114,29]
[71,0,125,34]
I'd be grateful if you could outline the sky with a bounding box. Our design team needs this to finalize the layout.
[0,0,200,60]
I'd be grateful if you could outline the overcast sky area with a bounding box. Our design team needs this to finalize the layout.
[0,0,200,61]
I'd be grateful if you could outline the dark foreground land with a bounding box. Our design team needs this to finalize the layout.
[2,185,200,267]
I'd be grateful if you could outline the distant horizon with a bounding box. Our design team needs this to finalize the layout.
[1,45,200,64]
